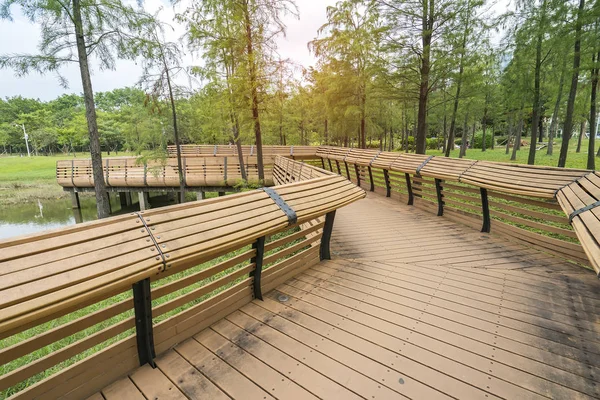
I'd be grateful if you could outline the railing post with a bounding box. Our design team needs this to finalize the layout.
[335,160,341,175]
[132,278,156,368]
[320,211,336,260]
[383,169,391,197]
[480,188,491,233]
[405,174,414,205]
[251,236,266,301]
[355,164,361,187]
[344,161,351,180]
[368,166,375,192]
[435,178,444,216]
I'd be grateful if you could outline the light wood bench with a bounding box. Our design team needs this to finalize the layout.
[0,156,366,399]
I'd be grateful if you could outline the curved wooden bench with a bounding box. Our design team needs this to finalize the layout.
[556,172,600,276]
[317,147,597,276]
[0,156,365,399]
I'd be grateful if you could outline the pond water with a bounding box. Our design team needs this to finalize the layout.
[0,193,176,240]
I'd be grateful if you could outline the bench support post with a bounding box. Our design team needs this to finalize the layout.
[368,166,375,192]
[218,191,226,197]
[480,188,491,233]
[335,160,341,175]
[70,191,80,209]
[405,173,414,205]
[383,169,391,197]
[320,210,337,260]
[119,192,128,208]
[355,164,361,187]
[344,161,351,180]
[321,158,325,170]
[328,159,333,172]
[132,278,156,368]
[138,192,149,211]
[251,236,266,300]
[435,178,444,216]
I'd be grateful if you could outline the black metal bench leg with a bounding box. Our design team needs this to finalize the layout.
[133,278,156,368]
[320,211,336,260]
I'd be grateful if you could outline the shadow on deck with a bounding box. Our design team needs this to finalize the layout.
[96,193,600,400]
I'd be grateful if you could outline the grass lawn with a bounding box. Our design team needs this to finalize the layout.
[433,139,595,169]
[0,152,133,205]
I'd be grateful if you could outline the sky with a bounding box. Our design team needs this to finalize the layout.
[0,0,509,102]
[0,0,338,101]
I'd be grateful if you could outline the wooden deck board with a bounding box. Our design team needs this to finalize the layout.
[94,192,600,399]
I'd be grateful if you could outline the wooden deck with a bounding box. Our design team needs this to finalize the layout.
[94,193,600,400]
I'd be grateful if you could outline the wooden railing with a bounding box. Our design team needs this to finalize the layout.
[167,144,318,160]
[56,156,277,188]
[57,147,320,189]
[0,156,365,399]
[316,146,599,276]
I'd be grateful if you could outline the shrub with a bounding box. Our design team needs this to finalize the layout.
[395,136,415,151]
[472,131,494,149]
[426,137,443,150]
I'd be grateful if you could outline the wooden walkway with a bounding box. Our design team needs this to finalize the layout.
[93,193,600,400]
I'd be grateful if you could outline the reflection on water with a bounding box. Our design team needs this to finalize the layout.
[0,193,176,240]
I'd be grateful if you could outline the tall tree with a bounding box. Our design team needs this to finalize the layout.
[380,0,457,154]
[558,0,586,167]
[1,0,154,218]
[138,22,188,203]
[311,0,383,149]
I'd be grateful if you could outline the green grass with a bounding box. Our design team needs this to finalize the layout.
[0,152,134,205]
[429,139,595,169]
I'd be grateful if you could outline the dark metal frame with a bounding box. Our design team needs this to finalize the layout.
[251,236,266,300]
[480,188,491,233]
[355,164,361,187]
[368,166,375,192]
[344,161,351,180]
[405,173,414,205]
[335,160,342,175]
[320,211,336,260]
[261,187,297,225]
[328,159,333,172]
[132,278,156,367]
[435,178,444,216]
[383,169,391,197]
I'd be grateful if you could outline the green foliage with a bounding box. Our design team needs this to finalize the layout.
[472,131,494,149]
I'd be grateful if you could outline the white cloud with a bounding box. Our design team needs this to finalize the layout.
[0,0,337,101]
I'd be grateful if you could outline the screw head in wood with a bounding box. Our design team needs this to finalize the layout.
[278,294,289,303]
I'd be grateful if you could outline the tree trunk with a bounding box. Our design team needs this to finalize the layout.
[482,95,488,152]
[416,0,434,154]
[577,120,586,153]
[558,0,585,167]
[164,62,185,203]
[512,105,525,161]
[505,115,513,155]
[324,119,328,145]
[459,113,469,158]
[73,0,109,219]
[243,2,264,181]
[548,59,567,156]
[590,50,599,168]
[528,0,547,165]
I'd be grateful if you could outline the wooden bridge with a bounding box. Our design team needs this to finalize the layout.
[56,145,320,210]
[1,149,599,399]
